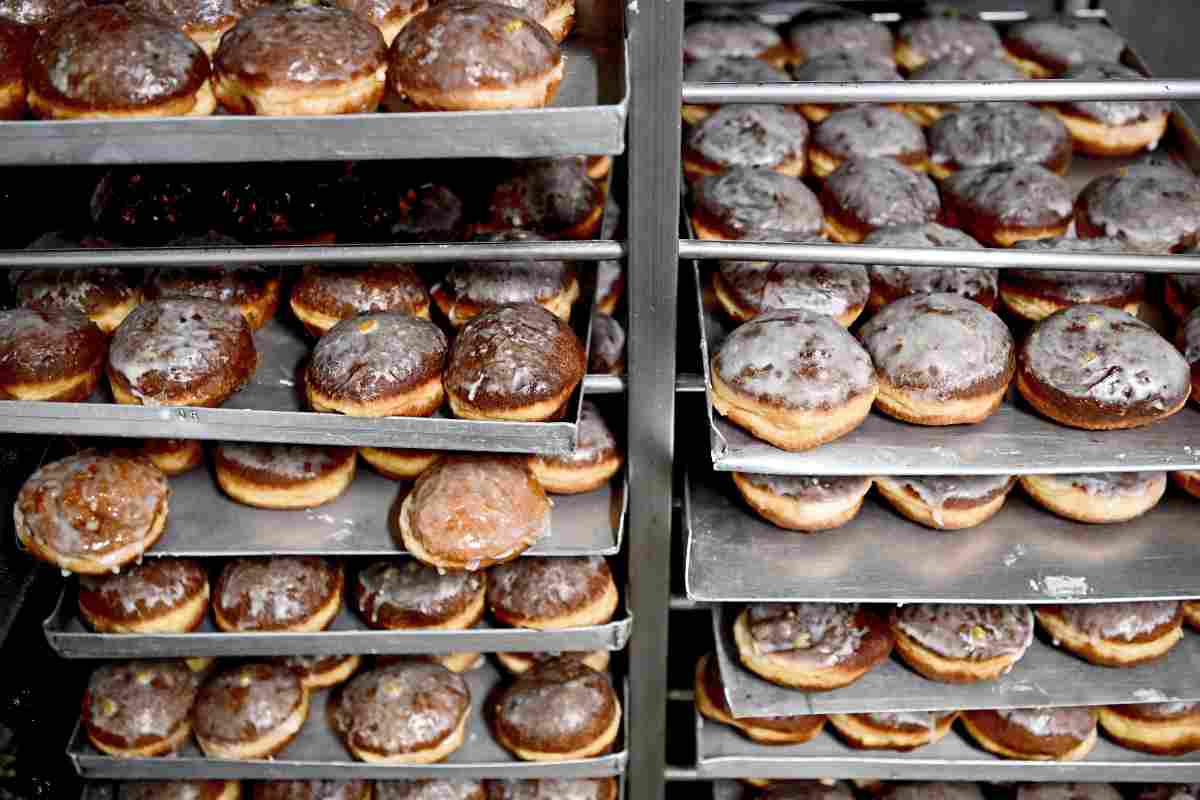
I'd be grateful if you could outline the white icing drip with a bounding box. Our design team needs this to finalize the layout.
[891,475,1013,526]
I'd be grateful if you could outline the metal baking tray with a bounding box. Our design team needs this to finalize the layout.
[67,663,628,780]
[684,468,1200,604]
[0,0,627,165]
[709,605,1200,718]
[43,578,633,658]
[115,460,625,558]
[695,706,1200,782]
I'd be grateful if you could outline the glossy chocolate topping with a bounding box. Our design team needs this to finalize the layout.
[929,104,1072,171]
[824,157,940,229]
[488,556,612,621]
[538,402,617,467]
[493,659,617,753]
[438,234,574,308]
[90,167,204,246]
[333,661,469,755]
[1078,161,1200,253]
[686,104,810,171]
[79,557,207,624]
[863,224,995,301]
[944,162,1074,227]
[485,780,613,800]
[994,706,1096,740]
[484,161,602,235]
[215,4,385,86]
[738,473,870,502]
[787,13,892,61]
[118,781,235,800]
[713,308,876,409]
[83,660,196,747]
[744,603,870,664]
[29,5,209,110]
[682,18,781,62]
[0,306,104,387]
[1008,237,1145,304]
[215,443,354,483]
[213,557,341,631]
[334,0,424,28]
[253,780,370,800]
[1033,471,1165,498]
[353,181,465,243]
[126,0,266,34]
[308,312,448,401]
[588,315,624,374]
[378,781,485,800]
[272,655,358,681]
[684,56,789,85]
[897,15,1001,62]
[355,560,485,628]
[791,51,901,84]
[813,106,926,161]
[1051,601,1180,640]
[893,603,1034,660]
[1007,18,1125,73]
[1060,62,1169,126]
[292,264,429,321]
[718,259,869,319]
[17,266,137,323]
[693,167,823,240]
[193,662,305,744]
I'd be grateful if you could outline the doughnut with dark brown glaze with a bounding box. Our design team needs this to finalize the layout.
[492,658,620,761]
[694,652,826,744]
[117,781,240,800]
[213,443,357,509]
[355,560,486,630]
[891,603,1034,683]
[125,0,269,55]
[1036,601,1183,667]
[714,257,870,327]
[78,558,209,634]
[809,106,928,178]
[1001,237,1146,322]
[588,315,624,375]
[787,11,892,64]
[481,160,604,240]
[0,307,106,401]
[690,167,823,241]
[1005,17,1125,76]
[83,660,197,757]
[212,557,344,632]
[862,224,994,311]
[683,104,810,181]
[529,401,622,494]
[789,53,902,122]
[1075,159,1200,253]
[334,0,427,46]
[895,15,1001,72]
[927,104,1072,178]
[0,18,34,117]
[961,707,1098,761]
[270,655,363,691]
[145,234,281,330]
[16,265,140,335]
[484,779,616,800]
[821,157,940,243]
[89,166,205,246]
[290,264,430,337]
[211,162,348,245]
[1098,702,1200,756]
[942,163,1074,247]
[487,556,618,630]
[351,180,465,244]
[193,662,309,759]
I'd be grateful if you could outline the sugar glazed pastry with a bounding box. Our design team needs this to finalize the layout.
[485,779,617,800]
[529,402,622,494]
[212,557,344,632]
[193,662,310,759]
[731,473,872,532]
[138,438,203,478]
[125,0,268,55]
[961,706,1098,761]
[358,447,441,481]
[397,454,551,570]
[0,307,105,401]
[290,264,431,337]
[901,55,1025,128]
[786,10,893,64]
[694,653,826,745]
[78,558,209,633]
[27,5,215,119]
[789,53,903,123]
[874,475,1016,531]
[809,106,929,178]
[714,256,870,328]
[487,556,618,630]
[690,167,823,241]
[388,1,563,111]
[890,603,1034,683]
[116,780,242,800]
[1019,472,1166,524]
[213,443,358,509]
[15,452,170,574]
[681,57,791,126]
[682,18,786,66]
[894,15,1002,72]
[1075,159,1200,253]
[927,104,1072,179]
[1098,702,1200,755]
[710,309,878,452]
[333,0,427,47]
[1017,305,1191,430]
[481,160,604,240]
[821,157,940,243]
[272,654,363,690]
[859,293,1015,426]
[1036,601,1183,667]
[334,661,470,763]
[144,239,281,331]
[862,224,995,311]
[213,4,386,115]
[829,710,959,751]
[0,0,75,30]
[82,660,197,758]
[1004,17,1126,77]
[683,105,810,182]
[1049,62,1169,157]
[941,163,1073,247]
[444,303,585,422]
[492,657,621,761]
[1000,238,1145,323]
[15,265,141,335]
[733,603,894,690]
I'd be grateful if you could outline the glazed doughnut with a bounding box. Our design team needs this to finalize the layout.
[89,166,205,246]
[941,163,1073,247]
[731,473,872,532]
[0,19,34,118]
[1183,307,1200,402]
[1000,238,1145,323]
[353,178,466,244]
[482,160,604,240]
[358,448,441,481]
[1035,601,1183,667]
[682,18,787,67]
[126,0,267,56]
[694,653,826,745]
[681,57,791,126]
[710,309,878,452]
[714,255,870,327]
[595,260,623,316]
[809,107,928,178]
[894,15,1001,73]
[1075,159,1200,253]
[733,603,894,690]
[1019,472,1166,524]
[492,657,621,761]
[1049,62,1168,157]
[334,0,427,46]
[690,167,822,241]
[902,55,1026,127]
[306,312,448,418]
[786,11,892,64]
[15,452,169,575]
[444,303,585,422]
[0,307,105,401]
[144,243,279,333]
[78,558,209,634]
[883,784,983,800]
[355,560,486,632]
[1097,702,1200,755]
[397,454,550,571]
[193,662,310,760]
[212,557,344,633]
[1167,274,1200,321]
[1017,305,1191,430]
[486,780,617,800]
[829,710,959,751]
[821,157,940,243]
[487,556,618,630]
[376,781,484,800]
[494,651,610,676]
[890,603,1034,683]
[962,707,1098,761]
[290,264,431,337]
[683,105,810,182]
[82,660,196,758]
[108,298,257,407]
[862,224,994,311]
[388,1,563,111]
[211,163,345,245]
[529,402,622,494]
[433,235,579,328]
[588,315,625,375]
[789,53,902,123]
[859,293,1015,426]
[28,6,215,119]
[334,661,470,763]
[1004,18,1125,77]
[214,4,386,115]
[271,655,363,691]
[116,780,242,800]
[213,443,358,509]
[1015,783,1121,800]
[876,475,1015,530]
[139,439,204,477]
[927,104,1072,179]
[15,262,141,335]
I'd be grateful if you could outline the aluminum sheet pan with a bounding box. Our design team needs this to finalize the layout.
[695,707,1200,782]
[125,461,625,558]
[710,606,1200,718]
[68,663,627,780]
[44,580,632,658]
[684,468,1200,604]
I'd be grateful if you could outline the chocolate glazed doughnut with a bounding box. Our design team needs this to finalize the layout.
[214,4,386,115]
[941,162,1073,247]
[890,603,1034,683]
[809,106,929,178]
[694,653,826,744]
[1098,702,1200,755]
[214,443,358,510]
[481,159,604,240]
[212,557,344,633]
[821,157,940,243]
[388,1,563,111]
[125,0,269,56]
[1019,471,1166,524]
[253,780,371,800]
[485,779,616,800]
[334,0,427,47]
[117,780,242,800]
[193,662,310,760]
[529,401,623,494]
[927,104,1072,179]
[290,263,431,338]
[731,473,872,532]
[494,651,610,677]
[272,655,363,691]
[830,710,959,751]
[733,603,894,690]
[487,556,619,630]
[683,104,811,182]
[961,707,1098,761]
[1005,17,1125,77]
[690,167,823,241]
[1036,601,1183,667]
[874,475,1016,530]
[1002,237,1145,323]
[16,264,141,335]
[1049,62,1168,157]
[82,660,197,757]
[78,558,209,634]
[89,166,205,246]
[862,224,995,311]
[28,5,215,119]
[0,307,105,401]
[0,19,33,118]
[145,235,282,331]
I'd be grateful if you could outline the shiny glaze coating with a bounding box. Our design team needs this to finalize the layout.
[893,603,1034,660]
[192,662,305,744]
[929,104,1072,172]
[355,560,485,629]
[333,661,469,756]
[686,104,810,171]
[213,556,342,631]
[0,306,105,389]
[823,157,940,229]
[693,167,822,240]
[82,660,196,749]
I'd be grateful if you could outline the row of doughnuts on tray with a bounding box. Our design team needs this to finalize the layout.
[738,783,1178,800]
[80,654,620,763]
[94,777,617,800]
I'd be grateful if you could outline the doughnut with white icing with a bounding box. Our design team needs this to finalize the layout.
[193,662,310,759]
[890,603,1034,683]
[961,706,1099,760]
[1004,18,1125,77]
[894,15,1001,73]
[694,653,826,744]
[940,162,1073,247]
[1035,601,1183,667]
[714,257,870,328]
[1048,62,1168,157]
[683,105,810,182]
[1019,472,1166,524]
[862,224,994,311]
[487,556,618,630]
[821,157,940,243]
[530,402,622,494]
[0,307,105,401]
[927,103,1071,178]
[78,558,209,634]
[829,710,959,751]
[212,557,344,633]
[809,106,928,177]
[1098,702,1200,755]
[731,473,872,532]
[902,55,1025,127]
[874,475,1016,531]
[1000,237,1145,323]
[789,53,902,123]
[214,443,358,509]
[690,167,823,241]
[289,263,431,338]
[82,659,197,757]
